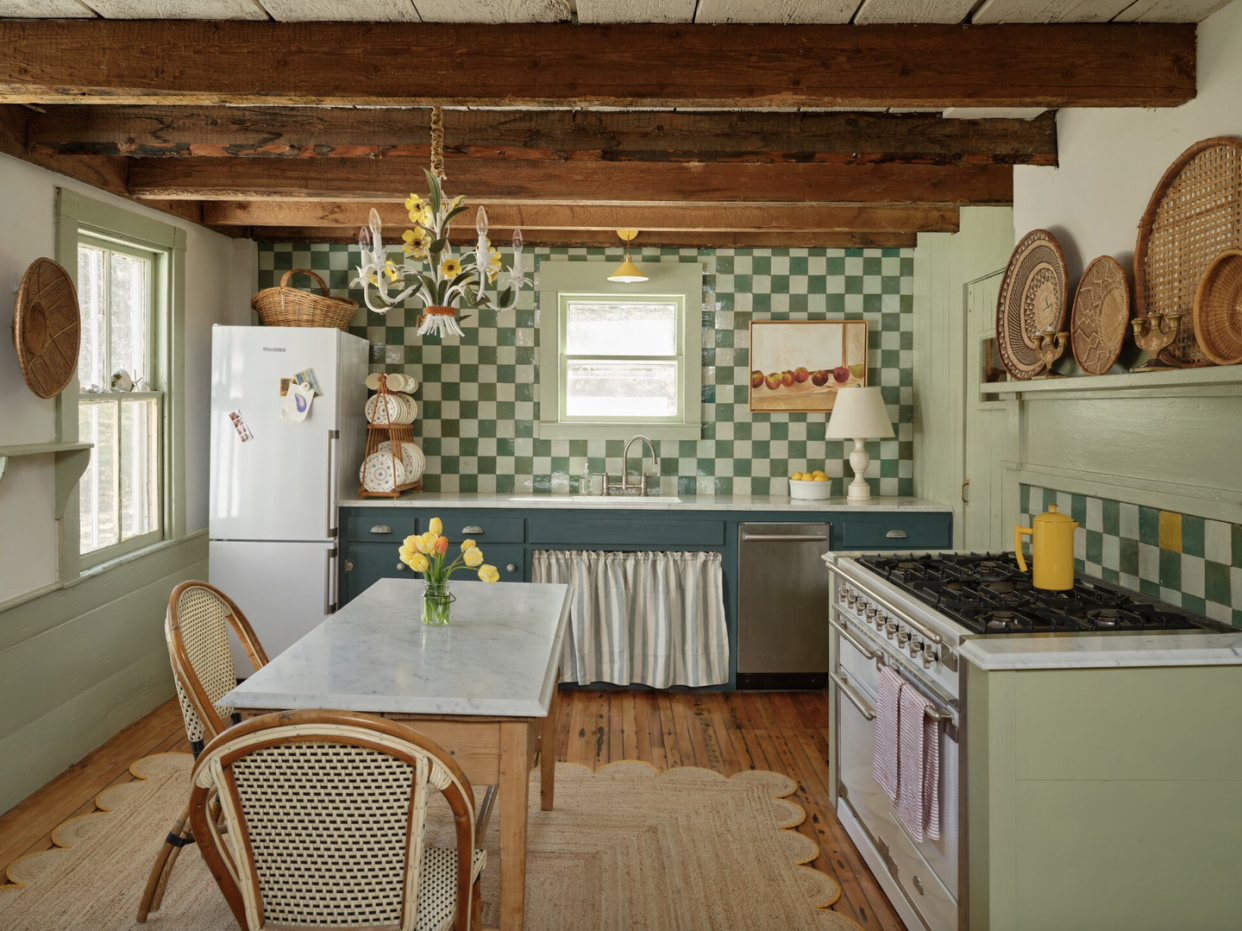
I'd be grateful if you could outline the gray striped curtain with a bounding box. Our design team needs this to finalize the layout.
[531,550,729,688]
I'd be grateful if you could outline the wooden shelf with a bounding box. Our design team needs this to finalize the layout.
[980,365,1242,397]
[0,441,94,520]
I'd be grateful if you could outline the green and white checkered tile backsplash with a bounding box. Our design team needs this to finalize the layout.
[1021,485,1242,628]
[258,244,915,498]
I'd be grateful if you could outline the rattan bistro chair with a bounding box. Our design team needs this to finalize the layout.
[190,710,486,931]
[136,580,270,922]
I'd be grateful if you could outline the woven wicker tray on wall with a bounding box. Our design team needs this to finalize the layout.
[1135,137,1242,368]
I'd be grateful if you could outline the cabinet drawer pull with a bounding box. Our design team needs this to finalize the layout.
[344,559,354,573]
[506,563,518,573]
[885,529,908,539]
[370,524,392,535]
[396,562,407,571]
[461,525,484,535]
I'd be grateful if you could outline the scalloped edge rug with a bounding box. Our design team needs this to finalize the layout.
[1,753,862,930]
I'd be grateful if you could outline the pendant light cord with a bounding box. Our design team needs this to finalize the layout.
[430,106,446,181]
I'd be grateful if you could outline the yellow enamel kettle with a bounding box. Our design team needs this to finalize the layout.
[1014,504,1077,591]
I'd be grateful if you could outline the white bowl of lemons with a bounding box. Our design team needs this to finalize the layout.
[789,469,832,500]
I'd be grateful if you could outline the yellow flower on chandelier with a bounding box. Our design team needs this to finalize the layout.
[402,227,428,258]
[440,257,462,279]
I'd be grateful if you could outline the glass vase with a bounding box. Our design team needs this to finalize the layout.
[421,579,453,627]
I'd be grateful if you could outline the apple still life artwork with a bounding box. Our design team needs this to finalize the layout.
[748,320,868,413]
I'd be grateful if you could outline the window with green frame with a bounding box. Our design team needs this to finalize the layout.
[76,232,164,561]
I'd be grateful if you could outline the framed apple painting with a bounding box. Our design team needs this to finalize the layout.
[748,320,868,413]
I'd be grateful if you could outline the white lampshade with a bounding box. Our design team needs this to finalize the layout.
[825,387,895,439]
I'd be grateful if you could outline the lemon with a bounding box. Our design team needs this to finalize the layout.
[812,470,827,479]
[812,474,829,483]
[791,471,805,481]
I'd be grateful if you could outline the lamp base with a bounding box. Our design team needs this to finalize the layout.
[847,438,872,502]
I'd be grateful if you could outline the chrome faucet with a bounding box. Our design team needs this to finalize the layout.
[600,434,659,497]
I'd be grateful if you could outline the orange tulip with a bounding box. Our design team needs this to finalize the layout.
[435,536,449,556]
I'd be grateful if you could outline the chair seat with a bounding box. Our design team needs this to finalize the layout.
[416,847,487,931]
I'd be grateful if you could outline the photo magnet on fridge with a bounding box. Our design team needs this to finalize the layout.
[294,367,323,397]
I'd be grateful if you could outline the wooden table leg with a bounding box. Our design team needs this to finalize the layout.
[540,674,559,811]
[498,720,530,931]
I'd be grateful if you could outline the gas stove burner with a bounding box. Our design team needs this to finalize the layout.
[858,552,1233,636]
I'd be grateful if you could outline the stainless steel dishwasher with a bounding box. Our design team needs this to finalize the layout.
[736,522,832,689]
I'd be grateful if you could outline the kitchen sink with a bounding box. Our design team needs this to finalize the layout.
[506,495,683,506]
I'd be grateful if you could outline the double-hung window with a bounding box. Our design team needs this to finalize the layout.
[76,233,163,561]
[538,261,702,441]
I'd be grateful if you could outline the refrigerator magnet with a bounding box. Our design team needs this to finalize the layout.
[229,410,254,442]
[294,367,323,397]
[279,377,292,396]
[279,382,315,422]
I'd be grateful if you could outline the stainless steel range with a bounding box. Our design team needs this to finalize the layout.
[824,551,1231,931]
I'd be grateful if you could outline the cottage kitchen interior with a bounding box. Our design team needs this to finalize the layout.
[1,3,1241,931]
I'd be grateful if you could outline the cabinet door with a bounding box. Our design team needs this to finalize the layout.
[482,545,527,583]
[341,542,411,605]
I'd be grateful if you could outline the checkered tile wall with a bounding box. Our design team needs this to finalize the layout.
[258,244,915,497]
[1021,485,1242,628]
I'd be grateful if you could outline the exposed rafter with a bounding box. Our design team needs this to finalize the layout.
[25,106,1059,167]
[0,21,1195,109]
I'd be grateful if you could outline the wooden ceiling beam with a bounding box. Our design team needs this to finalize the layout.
[249,227,918,249]
[129,158,1012,205]
[0,21,1194,109]
[201,201,959,233]
[27,106,1058,167]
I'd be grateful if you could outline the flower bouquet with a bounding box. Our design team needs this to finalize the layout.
[398,516,500,626]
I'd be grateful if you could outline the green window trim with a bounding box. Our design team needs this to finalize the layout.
[54,188,187,584]
[537,260,703,442]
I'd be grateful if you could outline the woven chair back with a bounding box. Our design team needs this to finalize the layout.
[190,711,477,931]
[165,581,269,751]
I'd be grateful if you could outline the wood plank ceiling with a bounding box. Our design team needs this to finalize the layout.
[0,0,1223,247]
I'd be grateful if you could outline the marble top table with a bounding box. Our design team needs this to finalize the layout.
[224,577,571,931]
[223,577,570,717]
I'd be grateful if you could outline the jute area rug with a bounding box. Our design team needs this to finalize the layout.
[0,753,861,930]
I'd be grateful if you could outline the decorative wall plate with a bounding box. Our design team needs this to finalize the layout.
[1135,137,1242,367]
[13,258,80,399]
[1071,256,1131,376]
[995,230,1069,380]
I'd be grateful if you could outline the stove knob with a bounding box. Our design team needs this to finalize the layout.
[885,621,898,640]
[839,586,850,603]
[865,604,877,620]
[909,639,924,658]
[922,647,938,669]
[874,611,887,628]
[897,630,911,647]
[847,591,858,607]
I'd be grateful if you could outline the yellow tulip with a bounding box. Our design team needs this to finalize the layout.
[410,553,430,573]
[461,538,477,552]
[464,548,484,568]
[429,517,443,536]
[414,532,438,555]
[399,544,419,563]
[403,534,419,549]
[478,565,500,584]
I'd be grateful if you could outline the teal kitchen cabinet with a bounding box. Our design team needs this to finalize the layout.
[338,504,951,689]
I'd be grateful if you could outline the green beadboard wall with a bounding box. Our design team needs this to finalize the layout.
[1021,484,1242,628]
[258,244,915,497]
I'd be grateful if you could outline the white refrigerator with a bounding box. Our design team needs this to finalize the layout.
[209,325,367,666]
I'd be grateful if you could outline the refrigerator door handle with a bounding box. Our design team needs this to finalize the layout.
[327,429,340,537]
[325,547,338,615]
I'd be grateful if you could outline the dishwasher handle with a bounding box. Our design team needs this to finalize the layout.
[739,531,830,543]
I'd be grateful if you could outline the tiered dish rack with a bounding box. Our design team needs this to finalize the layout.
[357,373,422,498]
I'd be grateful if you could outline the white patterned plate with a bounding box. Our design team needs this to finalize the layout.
[359,451,406,492]
[379,440,425,483]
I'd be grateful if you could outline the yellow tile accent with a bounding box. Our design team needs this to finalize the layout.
[1158,510,1183,552]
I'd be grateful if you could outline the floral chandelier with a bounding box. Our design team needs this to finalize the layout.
[353,106,532,338]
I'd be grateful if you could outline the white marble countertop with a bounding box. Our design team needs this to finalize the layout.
[340,491,952,513]
[223,578,571,717]
[958,631,1242,671]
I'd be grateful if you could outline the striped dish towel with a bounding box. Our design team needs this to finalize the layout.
[896,684,941,842]
[872,666,903,802]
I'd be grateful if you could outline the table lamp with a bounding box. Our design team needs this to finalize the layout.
[825,386,895,502]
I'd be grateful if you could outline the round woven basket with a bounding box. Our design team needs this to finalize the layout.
[251,269,358,331]
[12,258,80,399]
[995,229,1068,380]
[1193,250,1242,366]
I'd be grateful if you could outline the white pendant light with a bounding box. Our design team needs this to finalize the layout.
[608,229,648,283]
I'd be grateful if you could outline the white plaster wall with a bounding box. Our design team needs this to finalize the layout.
[0,154,254,602]
[1013,1,1242,278]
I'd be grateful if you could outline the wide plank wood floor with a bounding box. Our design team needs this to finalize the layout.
[0,690,905,931]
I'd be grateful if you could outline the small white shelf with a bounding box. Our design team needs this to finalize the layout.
[0,441,94,519]
[980,364,1242,397]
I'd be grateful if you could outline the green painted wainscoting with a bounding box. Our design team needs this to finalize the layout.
[0,533,205,815]
[1020,484,1242,628]
[258,244,915,497]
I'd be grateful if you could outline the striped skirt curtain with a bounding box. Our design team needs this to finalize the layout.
[532,550,729,688]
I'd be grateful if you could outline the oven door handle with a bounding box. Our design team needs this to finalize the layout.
[890,666,960,742]
[829,616,876,661]
[830,672,877,721]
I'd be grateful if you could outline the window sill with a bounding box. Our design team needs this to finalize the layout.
[536,422,702,442]
[73,529,207,587]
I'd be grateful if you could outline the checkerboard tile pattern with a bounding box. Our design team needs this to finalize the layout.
[1020,484,1242,628]
[257,244,915,498]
